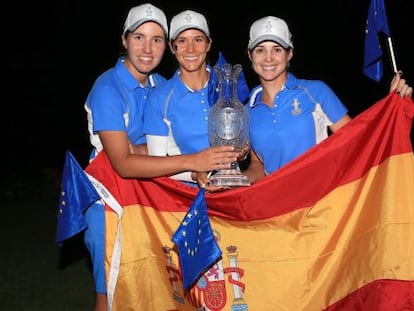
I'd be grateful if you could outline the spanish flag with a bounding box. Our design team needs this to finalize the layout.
[85,92,414,311]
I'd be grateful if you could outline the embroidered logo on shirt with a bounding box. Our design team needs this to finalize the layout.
[291,98,302,115]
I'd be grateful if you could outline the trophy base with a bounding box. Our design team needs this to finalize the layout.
[209,169,251,187]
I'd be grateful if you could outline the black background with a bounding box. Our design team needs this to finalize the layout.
[7,0,413,175]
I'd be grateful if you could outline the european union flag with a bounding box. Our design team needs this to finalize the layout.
[55,151,100,245]
[363,0,391,82]
[171,188,222,290]
[209,51,250,106]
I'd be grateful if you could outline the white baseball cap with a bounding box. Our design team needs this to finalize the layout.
[123,3,168,36]
[169,10,210,41]
[248,16,293,50]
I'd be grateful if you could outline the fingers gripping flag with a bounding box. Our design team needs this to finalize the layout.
[171,188,222,290]
[363,0,391,82]
[55,151,100,245]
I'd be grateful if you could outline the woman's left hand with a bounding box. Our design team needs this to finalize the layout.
[390,71,413,98]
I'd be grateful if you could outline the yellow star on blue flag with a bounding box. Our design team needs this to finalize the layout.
[55,151,100,245]
[171,188,222,290]
[363,0,391,82]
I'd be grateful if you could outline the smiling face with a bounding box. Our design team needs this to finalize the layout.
[249,41,293,83]
[122,21,166,81]
[170,28,211,74]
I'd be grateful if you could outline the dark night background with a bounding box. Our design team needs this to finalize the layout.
[6,0,413,176]
[1,1,412,309]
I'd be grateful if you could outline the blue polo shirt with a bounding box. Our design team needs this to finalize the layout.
[143,67,214,154]
[83,56,166,294]
[86,56,166,157]
[248,73,348,174]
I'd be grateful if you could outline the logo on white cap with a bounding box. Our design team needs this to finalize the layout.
[123,3,168,36]
[248,16,293,50]
[169,10,210,41]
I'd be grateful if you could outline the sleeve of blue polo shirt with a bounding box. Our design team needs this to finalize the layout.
[313,80,348,123]
[143,85,171,158]
[143,86,170,135]
[88,86,128,132]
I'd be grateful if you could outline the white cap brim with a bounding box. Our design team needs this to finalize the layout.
[248,34,291,50]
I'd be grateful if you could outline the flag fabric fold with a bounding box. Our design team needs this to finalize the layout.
[85,93,414,310]
[363,0,391,82]
[55,151,100,245]
[171,188,222,290]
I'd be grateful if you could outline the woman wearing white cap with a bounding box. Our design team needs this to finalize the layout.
[82,4,237,310]
[243,16,412,184]
[143,9,243,190]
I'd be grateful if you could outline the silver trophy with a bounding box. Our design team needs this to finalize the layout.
[208,63,250,187]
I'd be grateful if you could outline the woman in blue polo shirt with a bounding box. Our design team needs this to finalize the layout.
[143,9,249,190]
[83,4,237,310]
[244,16,412,184]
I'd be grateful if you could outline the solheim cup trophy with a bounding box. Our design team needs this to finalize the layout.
[208,63,251,187]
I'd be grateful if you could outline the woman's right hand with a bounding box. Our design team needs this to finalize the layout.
[191,146,237,173]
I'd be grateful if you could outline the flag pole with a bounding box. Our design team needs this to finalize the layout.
[386,36,398,74]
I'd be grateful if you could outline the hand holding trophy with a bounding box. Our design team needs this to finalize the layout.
[208,63,251,187]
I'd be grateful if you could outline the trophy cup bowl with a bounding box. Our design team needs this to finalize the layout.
[208,64,251,187]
